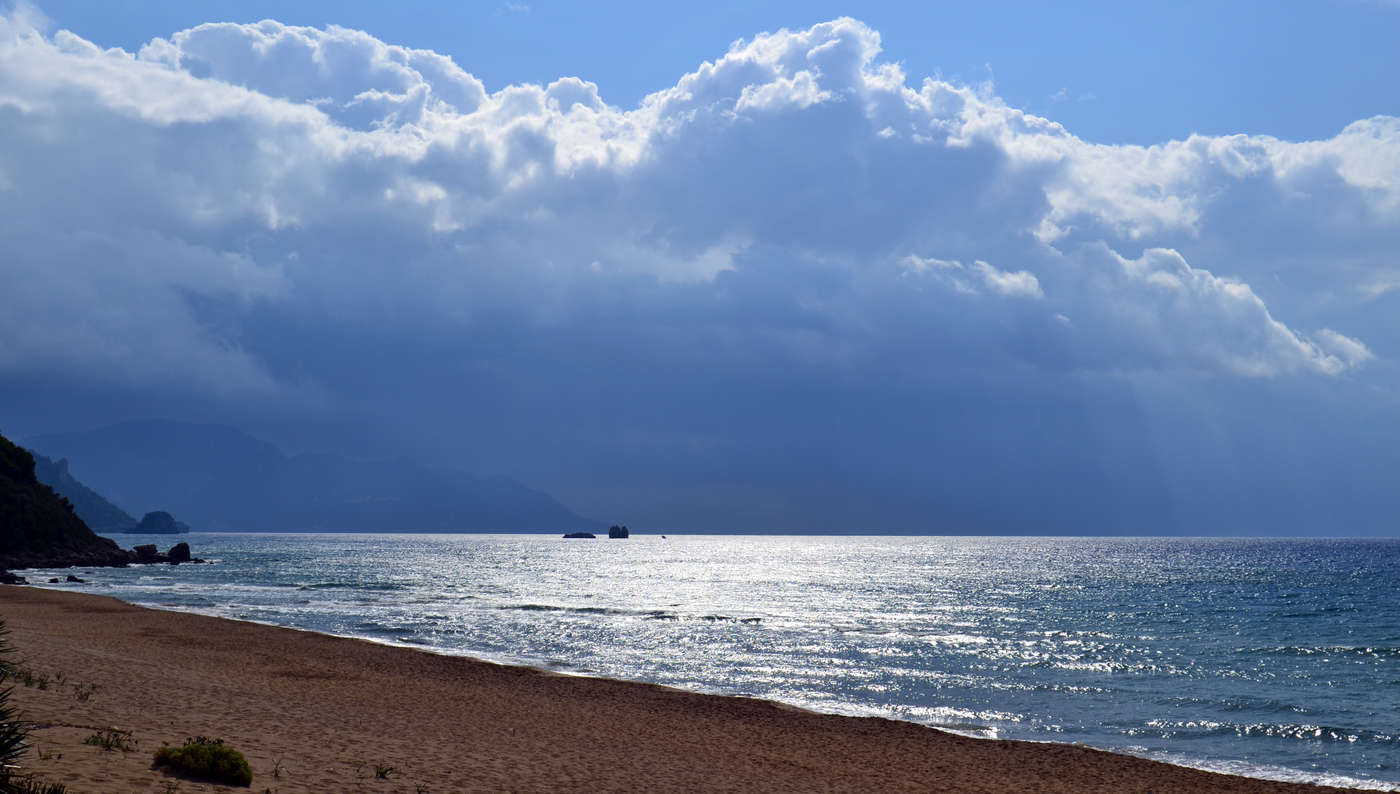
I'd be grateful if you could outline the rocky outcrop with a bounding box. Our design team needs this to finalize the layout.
[608,525,630,539]
[134,510,190,534]
[168,542,191,563]
[130,542,202,565]
[563,532,596,539]
[133,544,161,562]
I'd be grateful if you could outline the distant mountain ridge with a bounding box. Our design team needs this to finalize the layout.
[31,452,138,533]
[26,420,599,533]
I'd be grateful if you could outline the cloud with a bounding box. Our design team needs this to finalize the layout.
[1,12,1398,530]
[1,13,1385,388]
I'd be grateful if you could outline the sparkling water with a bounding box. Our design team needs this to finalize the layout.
[21,534,1400,790]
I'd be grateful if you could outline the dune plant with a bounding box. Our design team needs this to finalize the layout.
[5,774,68,794]
[1,620,28,778]
[0,622,70,794]
[152,737,253,787]
[83,728,136,753]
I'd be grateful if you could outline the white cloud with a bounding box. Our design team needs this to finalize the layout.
[1314,328,1375,368]
[0,10,1394,409]
[973,260,1043,299]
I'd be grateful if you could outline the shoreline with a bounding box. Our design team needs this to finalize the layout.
[1,586,1372,793]
[27,582,1389,793]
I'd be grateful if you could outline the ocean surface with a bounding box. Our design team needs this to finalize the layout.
[19,534,1400,790]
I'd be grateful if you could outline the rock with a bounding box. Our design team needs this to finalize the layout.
[167,542,191,563]
[48,577,59,583]
[0,570,27,585]
[135,510,190,534]
[563,532,596,538]
[608,524,629,539]
[133,543,171,563]
[65,574,84,583]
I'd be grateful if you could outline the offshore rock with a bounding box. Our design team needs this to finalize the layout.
[135,510,190,534]
[608,525,629,539]
[563,532,596,539]
[168,542,191,563]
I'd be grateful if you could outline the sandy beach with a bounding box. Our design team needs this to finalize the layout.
[0,586,1361,793]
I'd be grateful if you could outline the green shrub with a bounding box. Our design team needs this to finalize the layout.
[152,737,252,787]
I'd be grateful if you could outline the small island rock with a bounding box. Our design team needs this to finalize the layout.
[563,532,596,539]
[608,525,629,539]
[135,510,190,534]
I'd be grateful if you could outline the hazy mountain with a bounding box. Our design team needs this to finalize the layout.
[25,420,598,533]
[30,451,138,534]
[0,430,133,569]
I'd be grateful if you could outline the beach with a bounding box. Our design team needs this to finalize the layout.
[0,586,1363,793]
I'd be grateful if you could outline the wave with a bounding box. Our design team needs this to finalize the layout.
[499,603,760,624]
[297,581,408,591]
[1238,643,1400,657]
[1143,718,1396,745]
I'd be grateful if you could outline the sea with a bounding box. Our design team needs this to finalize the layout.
[18,534,1400,790]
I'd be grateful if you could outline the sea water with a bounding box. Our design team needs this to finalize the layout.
[19,534,1400,790]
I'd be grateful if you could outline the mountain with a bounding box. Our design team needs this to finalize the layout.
[30,452,138,534]
[25,420,599,533]
[0,430,134,569]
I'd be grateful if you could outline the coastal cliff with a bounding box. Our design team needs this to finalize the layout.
[0,430,136,571]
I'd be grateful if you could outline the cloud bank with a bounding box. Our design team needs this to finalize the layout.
[2,13,1397,531]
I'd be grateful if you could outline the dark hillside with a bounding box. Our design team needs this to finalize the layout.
[0,431,132,569]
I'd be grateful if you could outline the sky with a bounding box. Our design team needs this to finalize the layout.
[1,1,1398,534]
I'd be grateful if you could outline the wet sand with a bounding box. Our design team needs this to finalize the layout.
[0,586,1360,793]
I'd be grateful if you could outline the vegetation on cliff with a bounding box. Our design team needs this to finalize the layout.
[0,431,132,570]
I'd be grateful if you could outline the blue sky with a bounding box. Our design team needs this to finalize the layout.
[32,0,1400,144]
[2,2,1399,533]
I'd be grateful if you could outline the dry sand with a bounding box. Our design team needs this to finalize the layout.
[0,585,1361,793]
